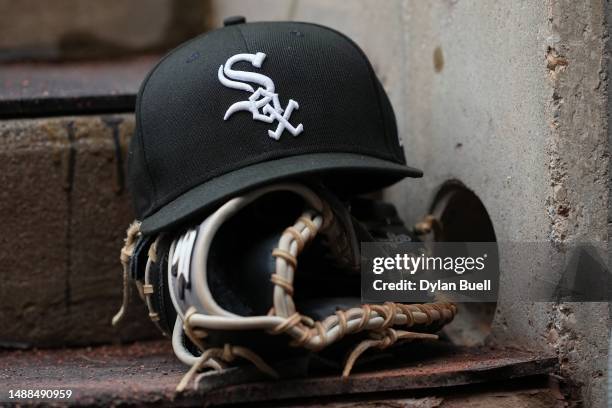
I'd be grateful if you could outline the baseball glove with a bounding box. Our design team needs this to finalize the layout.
[113,182,457,391]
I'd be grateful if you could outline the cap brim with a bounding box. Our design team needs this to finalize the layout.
[140,152,422,234]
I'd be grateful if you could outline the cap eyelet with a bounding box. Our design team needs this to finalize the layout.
[223,16,246,26]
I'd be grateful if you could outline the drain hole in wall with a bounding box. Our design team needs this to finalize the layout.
[429,181,497,346]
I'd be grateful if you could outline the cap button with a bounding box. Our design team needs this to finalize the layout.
[223,16,246,26]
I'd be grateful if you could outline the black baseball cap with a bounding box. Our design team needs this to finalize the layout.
[129,18,422,234]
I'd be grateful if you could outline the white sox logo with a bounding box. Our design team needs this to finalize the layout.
[218,52,304,140]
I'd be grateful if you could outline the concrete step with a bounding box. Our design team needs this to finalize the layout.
[0,51,165,348]
[0,0,208,62]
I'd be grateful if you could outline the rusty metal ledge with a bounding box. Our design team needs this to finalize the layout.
[200,342,558,406]
[0,340,557,407]
[0,341,184,406]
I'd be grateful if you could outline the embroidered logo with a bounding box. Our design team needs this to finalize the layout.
[218,52,303,140]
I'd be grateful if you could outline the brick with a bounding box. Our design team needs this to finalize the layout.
[0,114,160,347]
[0,118,70,347]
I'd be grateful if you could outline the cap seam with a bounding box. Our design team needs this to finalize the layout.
[136,28,224,215]
[288,21,394,157]
[136,68,159,212]
[235,24,251,53]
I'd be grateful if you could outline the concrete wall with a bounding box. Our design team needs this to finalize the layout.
[385,3,609,407]
[211,1,609,406]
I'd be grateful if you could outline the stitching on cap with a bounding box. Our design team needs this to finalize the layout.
[136,73,158,213]
[236,24,251,53]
